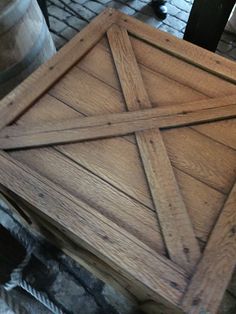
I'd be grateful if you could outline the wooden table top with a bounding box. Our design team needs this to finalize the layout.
[0,9,235,314]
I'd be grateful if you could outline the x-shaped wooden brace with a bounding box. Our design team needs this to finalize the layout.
[0,17,235,314]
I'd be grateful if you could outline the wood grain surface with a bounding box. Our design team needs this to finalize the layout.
[107,24,201,274]
[0,9,235,314]
[181,180,236,314]
[0,151,188,307]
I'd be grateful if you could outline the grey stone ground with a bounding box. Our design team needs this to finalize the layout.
[1,0,236,313]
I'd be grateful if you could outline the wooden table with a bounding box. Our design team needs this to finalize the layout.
[0,9,236,314]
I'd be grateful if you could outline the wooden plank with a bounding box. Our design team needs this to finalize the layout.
[117,11,236,85]
[193,119,236,150]
[10,147,165,254]
[162,127,236,194]
[0,151,188,307]
[1,98,236,149]
[107,24,201,273]
[49,66,126,116]
[0,8,118,130]
[181,180,236,314]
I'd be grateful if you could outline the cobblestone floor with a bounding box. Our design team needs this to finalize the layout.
[47,0,236,60]
[1,0,236,313]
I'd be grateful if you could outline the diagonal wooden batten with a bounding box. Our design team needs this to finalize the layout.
[0,8,119,131]
[0,150,189,307]
[0,100,236,150]
[107,24,201,274]
[116,11,236,85]
[181,180,236,314]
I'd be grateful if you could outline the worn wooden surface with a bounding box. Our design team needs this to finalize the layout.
[0,9,236,314]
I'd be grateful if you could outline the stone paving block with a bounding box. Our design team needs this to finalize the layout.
[220,31,236,46]
[159,23,183,38]
[166,2,180,16]
[171,0,191,12]
[61,26,79,40]
[66,15,88,31]
[176,10,189,22]
[50,271,93,313]
[108,2,136,15]
[102,285,136,314]
[96,0,112,5]
[125,0,146,12]
[51,32,67,49]
[49,0,72,6]
[49,16,67,33]
[134,12,162,28]
[226,47,236,60]
[164,14,186,31]
[217,40,234,54]
[59,253,103,292]
[84,1,105,14]
[69,2,96,20]
[48,4,71,20]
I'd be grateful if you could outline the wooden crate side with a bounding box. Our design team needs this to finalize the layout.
[0,151,188,308]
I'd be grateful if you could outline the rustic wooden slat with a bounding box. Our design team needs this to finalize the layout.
[181,180,236,314]
[1,98,236,149]
[0,150,188,307]
[117,11,236,85]
[10,147,165,253]
[107,24,201,274]
[0,8,118,130]
[162,127,236,195]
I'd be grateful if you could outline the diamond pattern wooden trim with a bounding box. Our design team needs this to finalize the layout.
[0,97,236,150]
[0,8,119,131]
[181,180,236,314]
[107,24,201,274]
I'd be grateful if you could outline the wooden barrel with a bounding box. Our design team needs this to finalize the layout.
[0,0,56,99]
